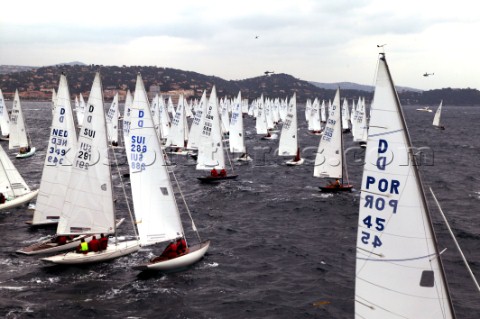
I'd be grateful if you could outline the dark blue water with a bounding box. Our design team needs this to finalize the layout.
[0,102,479,318]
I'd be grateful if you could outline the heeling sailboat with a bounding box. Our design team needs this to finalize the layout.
[278,93,304,166]
[196,86,238,182]
[314,88,352,192]
[354,53,456,318]
[0,89,10,140]
[229,91,252,162]
[128,74,209,271]
[42,72,139,265]
[9,90,36,158]
[0,143,39,211]
[433,99,445,130]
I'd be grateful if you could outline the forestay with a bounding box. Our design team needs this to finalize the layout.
[354,54,455,319]
[128,74,184,246]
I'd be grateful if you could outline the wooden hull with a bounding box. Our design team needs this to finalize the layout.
[133,241,210,272]
[16,147,36,159]
[41,240,140,264]
[0,189,39,211]
[197,175,238,183]
[319,184,353,193]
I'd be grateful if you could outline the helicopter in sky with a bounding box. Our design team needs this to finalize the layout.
[423,72,434,77]
[264,71,274,76]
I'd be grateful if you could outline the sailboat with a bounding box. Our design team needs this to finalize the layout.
[278,93,304,166]
[0,143,38,210]
[433,100,445,130]
[41,73,139,264]
[25,74,78,228]
[75,93,86,128]
[0,89,10,140]
[166,94,189,155]
[106,92,120,146]
[127,74,210,272]
[314,88,352,192]
[354,53,456,318]
[416,106,433,112]
[229,91,252,162]
[9,90,36,158]
[196,86,238,182]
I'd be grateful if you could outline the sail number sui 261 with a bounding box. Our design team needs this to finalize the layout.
[361,139,399,248]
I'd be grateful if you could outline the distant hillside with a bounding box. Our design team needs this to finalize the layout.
[0,65,37,74]
[0,64,478,105]
[309,81,422,93]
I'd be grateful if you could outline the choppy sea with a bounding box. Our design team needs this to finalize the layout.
[0,101,479,318]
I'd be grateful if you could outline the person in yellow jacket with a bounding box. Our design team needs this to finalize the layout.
[76,238,89,254]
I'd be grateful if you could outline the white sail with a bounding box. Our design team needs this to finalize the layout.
[229,91,246,154]
[354,54,455,319]
[159,94,171,139]
[433,100,443,127]
[220,98,230,133]
[0,89,10,137]
[9,90,30,149]
[0,143,32,198]
[106,92,119,145]
[341,98,350,131]
[187,90,207,150]
[32,74,78,226]
[196,86,225,170]
[320,100,327,122]
[122,89,133,165]
[278,93,298,156]
[150,94,161,137]
[129,74,184,246]
[76,93,86,127]
[166,94,187,147]
[255,95,268,135]
[313,89,342,178]
[57,73,116,236]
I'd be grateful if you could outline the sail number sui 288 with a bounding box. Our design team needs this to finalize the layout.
[131,109,147,171]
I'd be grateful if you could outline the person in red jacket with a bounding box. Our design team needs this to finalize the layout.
[210,169,218,177]
[176,237,187,255]
[151,240,177,263]
[88,236,100,252]
[99,234,108,251]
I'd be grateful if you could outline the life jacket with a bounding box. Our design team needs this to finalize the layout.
[80,241,89,252]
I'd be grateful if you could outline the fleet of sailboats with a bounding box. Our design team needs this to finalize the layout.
[2,54,477,314]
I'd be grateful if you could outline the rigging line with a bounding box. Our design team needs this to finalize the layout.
[109,142,139,241]
[165,149,202,243]
[429,187,480,293]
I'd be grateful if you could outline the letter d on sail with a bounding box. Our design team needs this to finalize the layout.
[377,139,388,170]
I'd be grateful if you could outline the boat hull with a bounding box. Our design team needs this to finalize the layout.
[286,158,305,166]
[197,175,238,183]
[133,240,210,272]
[16,147,36,159]
[41,240,140,264]
[16,235,90,256]
[0,189,39,211]
[319,184,353,193]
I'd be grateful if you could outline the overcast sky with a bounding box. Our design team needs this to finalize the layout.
[1,0,479,90]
